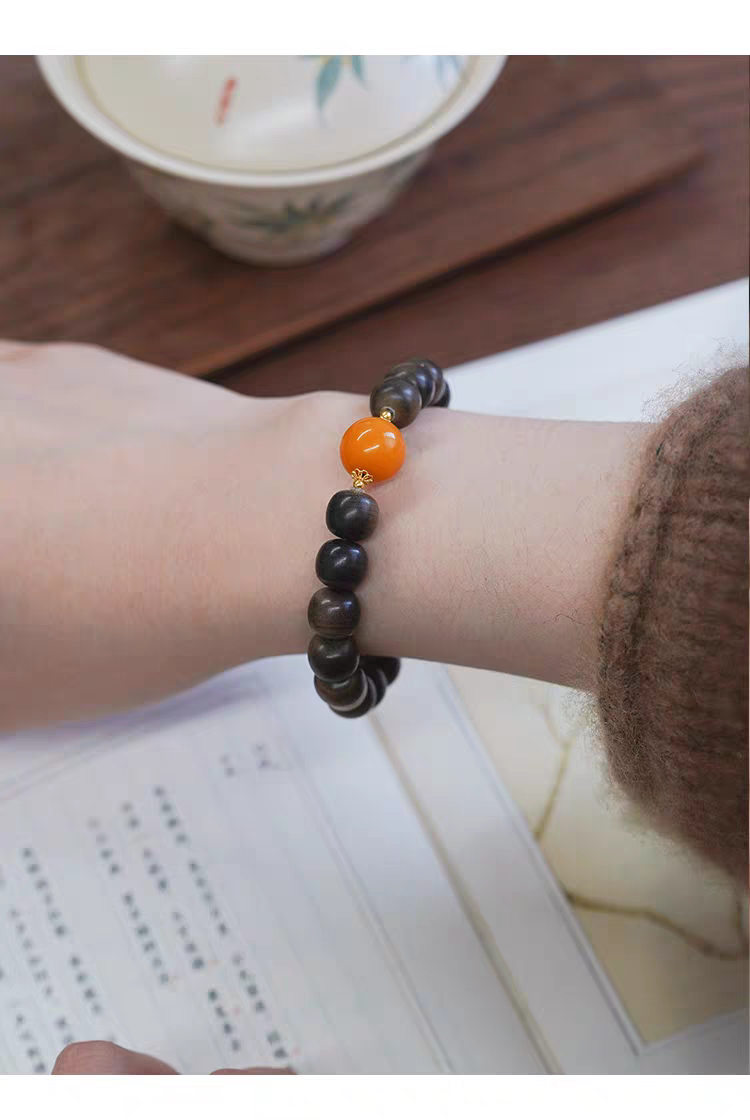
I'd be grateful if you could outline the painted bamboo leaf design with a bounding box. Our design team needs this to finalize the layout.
[305,56,367,110]
[436,55,464,86]
[316,56,342,109]
[231,195,353,238]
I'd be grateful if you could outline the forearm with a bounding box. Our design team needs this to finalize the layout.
[0,377,647,729]
[224,392,649,688]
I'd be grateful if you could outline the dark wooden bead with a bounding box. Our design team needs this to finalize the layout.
[385,359,435,407]
[380,657,401,684]
[366,667,388,706]
[314,668,368,710]
[370,379,422,429]
[325,489,379,542]
[334,676,377,718]
[315,539,368,590]
[308,587,360,639]
[307,634,359,682]
[433,381,451,408]
[411,357,445,402]
[363,654,401,685]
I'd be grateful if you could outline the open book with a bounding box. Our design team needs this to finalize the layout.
[1,282,747,1074]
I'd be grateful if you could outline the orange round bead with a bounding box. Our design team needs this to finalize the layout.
[340,416,405,484]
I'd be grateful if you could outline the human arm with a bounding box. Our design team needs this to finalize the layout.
[0,340,646,730]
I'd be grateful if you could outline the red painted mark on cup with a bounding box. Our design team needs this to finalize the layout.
[215,77,238,126]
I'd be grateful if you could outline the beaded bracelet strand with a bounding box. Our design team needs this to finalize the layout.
[307,358,450,718]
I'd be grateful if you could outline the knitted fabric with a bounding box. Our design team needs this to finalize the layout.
[597,366,748,882]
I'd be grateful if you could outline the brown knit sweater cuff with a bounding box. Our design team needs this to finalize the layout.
[597,366,748,883]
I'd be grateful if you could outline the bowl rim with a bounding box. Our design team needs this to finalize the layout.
[36,55,505,188]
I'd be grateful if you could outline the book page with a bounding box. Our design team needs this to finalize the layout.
[373,660,749,1075]
[0,658,542,1075]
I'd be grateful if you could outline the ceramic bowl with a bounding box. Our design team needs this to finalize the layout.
[37,55,506,265]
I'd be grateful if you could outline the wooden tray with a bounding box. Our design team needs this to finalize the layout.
[0,56,701,376]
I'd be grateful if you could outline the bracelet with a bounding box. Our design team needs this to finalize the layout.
[307,358,450,718]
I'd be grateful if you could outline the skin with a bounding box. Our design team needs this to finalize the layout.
[51,1040,292,1075]
[0,340,646,730]
[1,340,648,1071]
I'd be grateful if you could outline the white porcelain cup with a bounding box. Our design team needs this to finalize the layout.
[37,56,505,266]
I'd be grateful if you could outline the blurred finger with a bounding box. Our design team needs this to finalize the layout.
[52,1041,178,1075]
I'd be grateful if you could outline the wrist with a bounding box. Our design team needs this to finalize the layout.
[217,390,369,666]
[223,388,454,667]
[220,388,646,693]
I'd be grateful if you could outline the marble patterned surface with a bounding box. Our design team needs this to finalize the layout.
[448,666,748,1042]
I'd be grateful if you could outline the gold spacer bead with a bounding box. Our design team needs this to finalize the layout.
[379,407,395,423]
[351,468,374,489]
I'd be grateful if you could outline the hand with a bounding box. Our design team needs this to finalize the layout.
[51,1040,293,1075]
[0,340,346,729]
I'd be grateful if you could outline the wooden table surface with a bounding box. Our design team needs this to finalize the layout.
[221,56,748,397]
[2,56,747,397]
